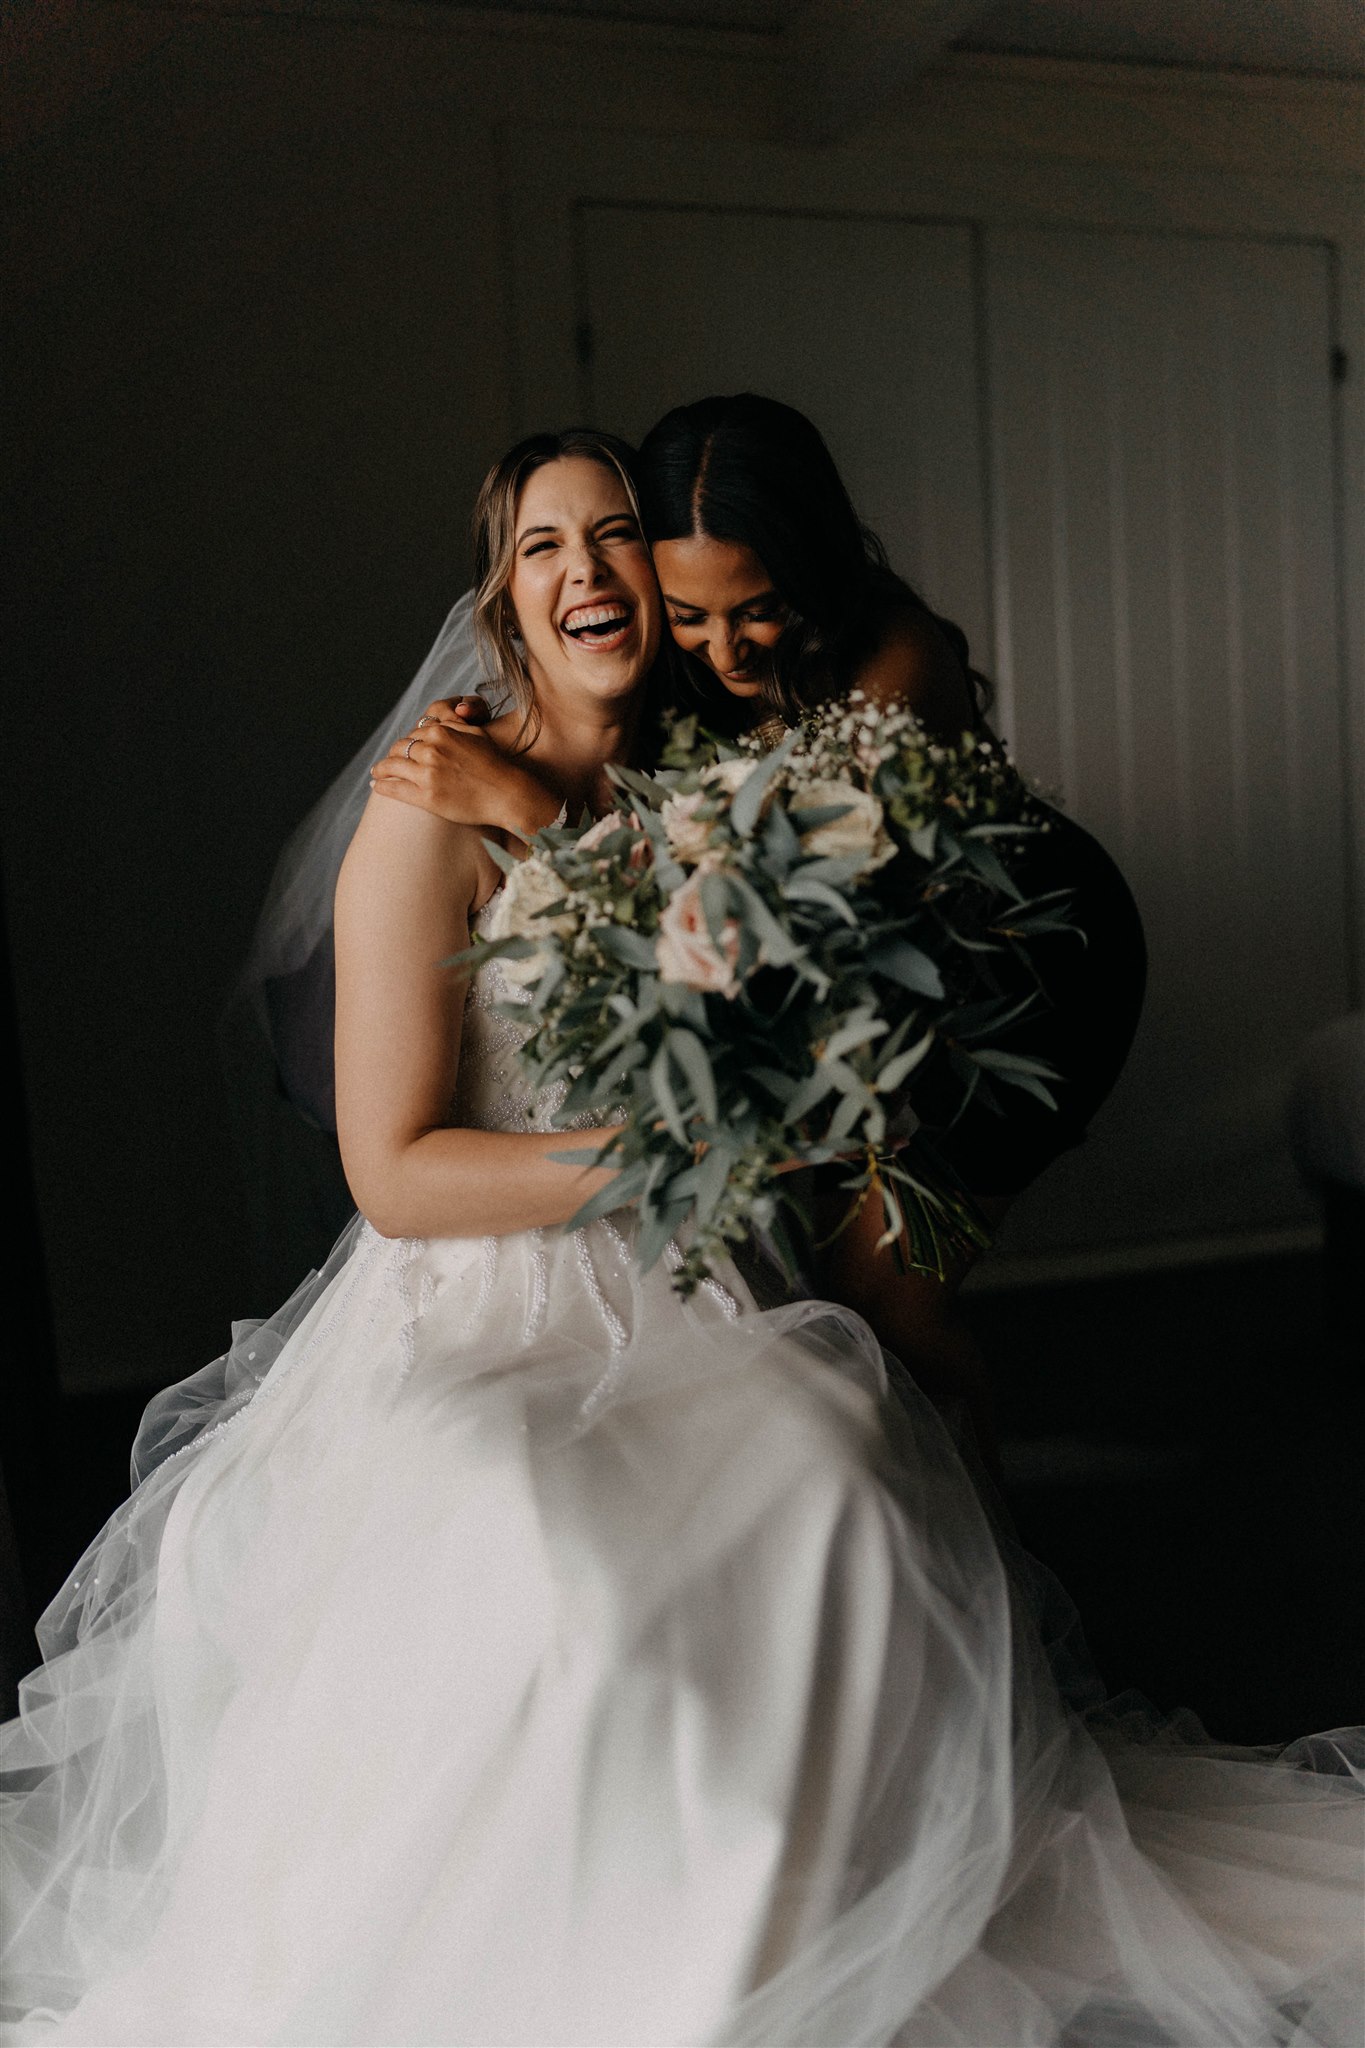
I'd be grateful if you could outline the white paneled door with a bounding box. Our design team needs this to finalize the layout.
[985,229,1348,1260]
[578,205,1349,1265]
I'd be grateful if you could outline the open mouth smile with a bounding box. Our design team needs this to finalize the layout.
[560,601,635,653]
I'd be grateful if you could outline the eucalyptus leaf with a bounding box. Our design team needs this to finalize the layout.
[650,1043,690,1146]
[730,725,801,836]
[790,853,869,889]
[787,800,856,831]
[479,836,523,877]
[597,925,659,970]
[749,1066,796,1103]
[635,1203,678,1275]
[783,1067,838,1124]
[561,1160,645,1233]
[822,1010,888,1062]
[699,869,734,953]
[959,834,1021,898]
[727,876,805,969]
[825,1089,865,1144]
[867,940,945,998]
[782,874,858,924]
[875,1030,935,1092]
[968,1048,1062,1079]
[667,1028,719,1124]
[607,763,668,808]
[988,1068,1059,1109]
[690,1140,734,1230]
[763,801,803,870]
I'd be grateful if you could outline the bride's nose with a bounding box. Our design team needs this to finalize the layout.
[565,535,610,586]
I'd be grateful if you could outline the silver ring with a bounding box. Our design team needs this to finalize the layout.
[404,736,418,759]
[416,714,434,728]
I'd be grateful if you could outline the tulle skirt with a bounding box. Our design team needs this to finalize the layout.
[1,1214,1361,2046]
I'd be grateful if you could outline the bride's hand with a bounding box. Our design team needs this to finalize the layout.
[370,700,562,843]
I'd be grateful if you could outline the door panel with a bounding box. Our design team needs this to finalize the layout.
[986,229,1347,1256]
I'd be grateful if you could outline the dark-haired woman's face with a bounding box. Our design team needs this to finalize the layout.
[651,536,789,700]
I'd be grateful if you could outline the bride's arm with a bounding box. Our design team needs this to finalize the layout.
[334,796,620,1239]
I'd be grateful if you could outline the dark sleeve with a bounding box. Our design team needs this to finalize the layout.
[906,808,1147,1200]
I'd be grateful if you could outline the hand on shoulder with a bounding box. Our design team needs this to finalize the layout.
[370,697,562,844]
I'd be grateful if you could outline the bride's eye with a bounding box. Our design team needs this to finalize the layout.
[521,539,557,557]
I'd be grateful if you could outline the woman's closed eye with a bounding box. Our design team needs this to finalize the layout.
[669,604,784,629]
[522,518,641,560]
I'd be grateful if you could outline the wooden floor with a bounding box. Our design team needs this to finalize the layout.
[17,1251,1364,1748]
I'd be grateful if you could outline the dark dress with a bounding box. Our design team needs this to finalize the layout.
[907,803,1147,1200]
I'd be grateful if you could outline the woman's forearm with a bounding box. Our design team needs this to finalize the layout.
[350,1123,625,1241]
[369,722,566,844]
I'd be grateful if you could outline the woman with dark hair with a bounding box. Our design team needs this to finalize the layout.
[637,389,990,739]
[632,391,1148,1417]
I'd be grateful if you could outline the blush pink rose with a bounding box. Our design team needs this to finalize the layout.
[579,810,650,870]
[655,869,742,998]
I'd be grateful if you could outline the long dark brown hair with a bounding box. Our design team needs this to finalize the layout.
[635,393,989,728]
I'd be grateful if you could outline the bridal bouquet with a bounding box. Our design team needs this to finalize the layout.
[466,696,1071,1292]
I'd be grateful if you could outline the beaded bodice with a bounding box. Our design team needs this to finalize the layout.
[448,888,600,1139]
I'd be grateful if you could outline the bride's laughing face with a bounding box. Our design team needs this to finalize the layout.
[509,457,662,706]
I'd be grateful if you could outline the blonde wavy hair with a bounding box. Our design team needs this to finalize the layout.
[472,428,646,750]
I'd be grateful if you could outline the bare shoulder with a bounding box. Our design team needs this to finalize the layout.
[336,793,501,935]
[856,602,976,737]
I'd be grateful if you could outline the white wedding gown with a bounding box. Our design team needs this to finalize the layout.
[2,913,1362,2047]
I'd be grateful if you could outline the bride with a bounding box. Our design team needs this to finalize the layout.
[2,430,1361,2048]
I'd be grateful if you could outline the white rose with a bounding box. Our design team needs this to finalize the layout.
[663,759,761,861]
[797,779,895,874]
[655,868,742,998]
[488,855,575,986]
[700,757,759,798]
[660,789,713,863]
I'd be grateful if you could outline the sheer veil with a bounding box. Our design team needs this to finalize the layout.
[237,590,496,1131]
[133,593,495,1487]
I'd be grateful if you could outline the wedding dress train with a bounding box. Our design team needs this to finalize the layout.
[2,916,1361,2046]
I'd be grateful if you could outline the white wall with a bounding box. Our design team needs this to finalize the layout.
[3,5,1362,1387]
